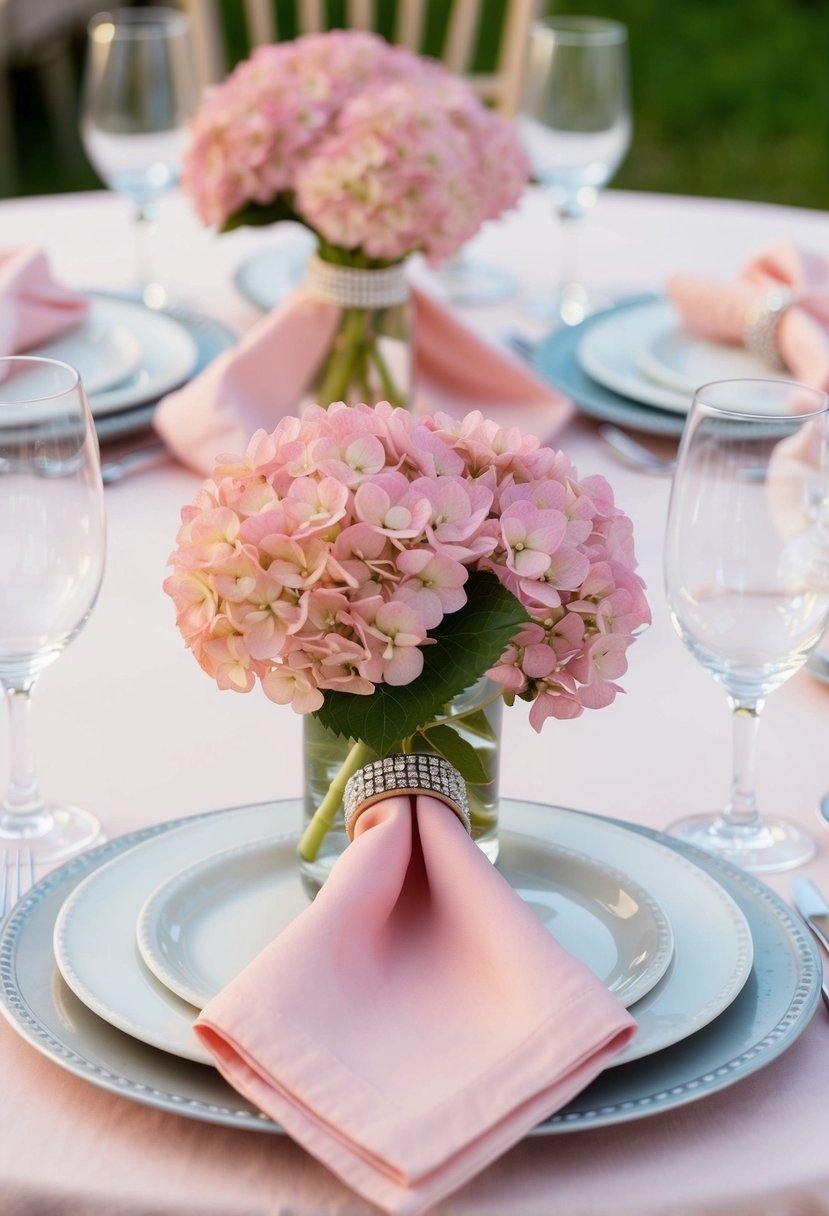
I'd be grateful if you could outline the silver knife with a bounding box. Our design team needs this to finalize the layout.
[790,877,829,1011]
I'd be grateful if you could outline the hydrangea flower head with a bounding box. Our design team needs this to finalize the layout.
[181,30,528,265]
[165,403,651,725]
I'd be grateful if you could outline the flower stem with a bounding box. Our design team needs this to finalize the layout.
[315,307,368,406]
[367,337,404,407]
[424,687,505,729]
[297,737,374,861]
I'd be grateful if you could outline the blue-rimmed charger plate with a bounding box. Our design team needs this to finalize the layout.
[531,297,689,438]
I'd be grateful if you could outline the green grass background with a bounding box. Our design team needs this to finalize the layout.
[5,0,828,210]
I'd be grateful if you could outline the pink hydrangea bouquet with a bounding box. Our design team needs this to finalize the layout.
[182,30,527,262]
[180,30,528,410]
[165,403,651,861]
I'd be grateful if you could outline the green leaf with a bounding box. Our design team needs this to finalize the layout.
[452,707,497,743]
[415,724,489,784]
[313,569,530,755]
[220,198,305,233]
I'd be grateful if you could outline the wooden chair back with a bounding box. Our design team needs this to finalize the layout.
[183,0,542,115]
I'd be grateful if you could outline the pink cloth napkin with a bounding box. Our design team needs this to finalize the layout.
[667,241,829,390]
[154,282,571,473]
[194,795,636,1215]
[0,245,89,356]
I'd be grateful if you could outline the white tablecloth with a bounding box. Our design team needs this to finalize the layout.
[1,184,828,1215]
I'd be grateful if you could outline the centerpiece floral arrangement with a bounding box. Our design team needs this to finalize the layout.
[165,403,651,862]
[180,30,529,407]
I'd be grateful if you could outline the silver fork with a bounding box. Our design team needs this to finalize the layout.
[100,441,169,485]
[597,424,678,476]
[0,848,36,921]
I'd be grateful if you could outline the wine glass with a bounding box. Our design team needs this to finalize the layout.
[0,357,107,865]
[517,17,631,327]
[664,378,829,873]
[81,8,197,309]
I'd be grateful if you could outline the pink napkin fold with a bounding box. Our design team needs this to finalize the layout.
[195,795,636,1215]
[667,241,829,390]
[154,282,571,474]
[0,245,90,356]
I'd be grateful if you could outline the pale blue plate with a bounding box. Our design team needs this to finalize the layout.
[232,228,316,314]
[531,297,688,438]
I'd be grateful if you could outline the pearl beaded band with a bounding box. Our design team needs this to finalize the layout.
[743,290,793,368]
[344,754,471,840]
[306,255,409,310]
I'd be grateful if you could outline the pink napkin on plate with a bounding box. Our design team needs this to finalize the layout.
[0,245,90,356]
[667,241,829,390]
[195,794,636,1216]
[154,282,571,474]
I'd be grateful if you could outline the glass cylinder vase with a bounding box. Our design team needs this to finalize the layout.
[299,676,502,898]
[306,255,412,410]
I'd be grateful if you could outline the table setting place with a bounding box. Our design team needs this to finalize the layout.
[3,9,829,1216]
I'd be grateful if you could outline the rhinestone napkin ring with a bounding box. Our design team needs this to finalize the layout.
[344,754,471,840]
[743,290,793,367]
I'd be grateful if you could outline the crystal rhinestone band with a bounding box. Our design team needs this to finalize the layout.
[344,754,471,840]
[306,255,409,309]
[743,290,794,368]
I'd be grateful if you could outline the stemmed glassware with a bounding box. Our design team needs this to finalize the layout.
[664,378,829,872]
[80,8,197,309]
[0,357,107,864]
[517,16,631,327]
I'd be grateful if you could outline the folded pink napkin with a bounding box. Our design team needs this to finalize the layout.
[667,241,829,390]
[0,245,90,356]
[154,282,571,474]
[195,795,636,1215]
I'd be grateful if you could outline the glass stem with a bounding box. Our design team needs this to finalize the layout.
[722,696,765,831]
[557,212,583,292]
[1,682,50,836]
[133,201,161,303]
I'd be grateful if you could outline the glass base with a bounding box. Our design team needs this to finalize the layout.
[665,811,816,874]
[523,281,613,328]
[427,257,516,307]
[804,646,829,686]
[0,804,103,865]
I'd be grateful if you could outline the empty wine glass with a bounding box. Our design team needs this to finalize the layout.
[0,357,107,864]
[665,378,829,872]
[81,8,197,309]
[517,17,631,327]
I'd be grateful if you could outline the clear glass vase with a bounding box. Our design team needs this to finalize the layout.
[306,255,412,410]
[300,676,502,897]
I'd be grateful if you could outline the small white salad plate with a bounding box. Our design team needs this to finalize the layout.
[34,302,143,396]
[135,835,675,1012]
[34,296,199,417]
[635,305,772,394]
[577,298,772,413]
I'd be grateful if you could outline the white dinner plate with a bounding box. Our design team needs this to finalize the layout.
[577,301,695,413]
[52,800,751,1068]
[577,298,777,415]
[1,799,818,1135]
[30,296,199,418]
[33,303,143,396]
[135,835,675,1012]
